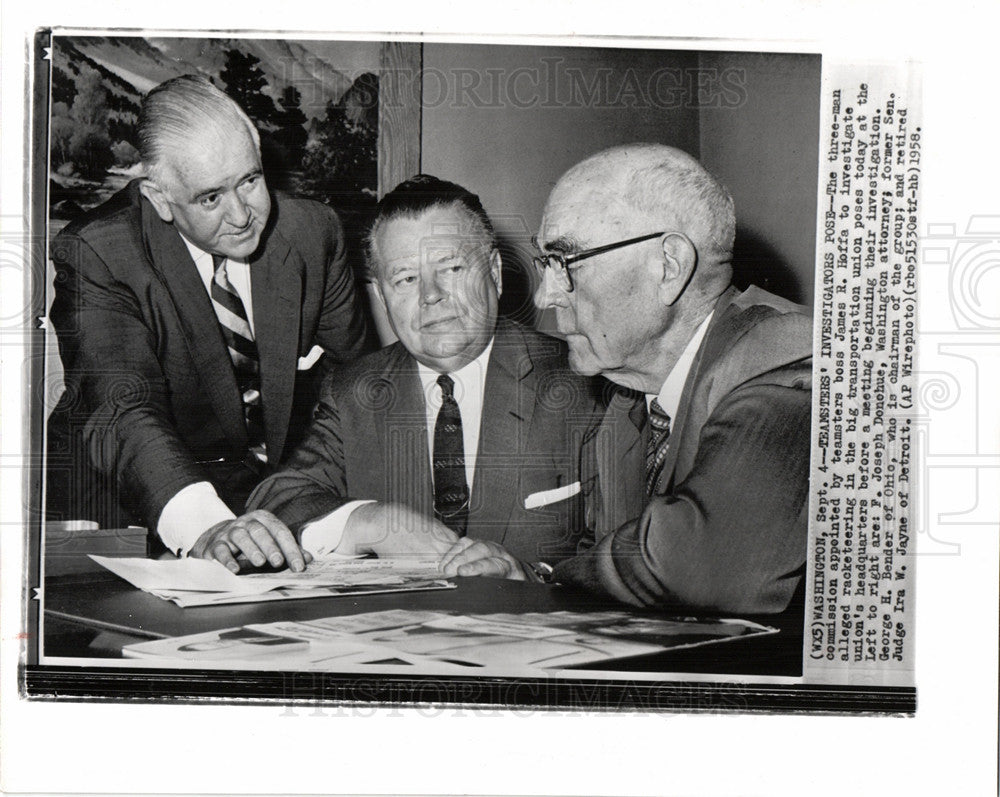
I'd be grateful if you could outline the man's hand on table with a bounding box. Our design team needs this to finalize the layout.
[190,510,312,573]
[340,502,460,557]
[439,538,529,581]
[190,502,532,581]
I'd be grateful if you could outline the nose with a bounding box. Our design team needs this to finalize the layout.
[420,270,446,305]
[533,266,568,310]
[224,191,252,229]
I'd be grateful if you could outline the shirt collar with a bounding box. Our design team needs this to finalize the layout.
[178,232,213,268]
[417,337,495,399]
[177,233,247,268]
[650,310,715,419]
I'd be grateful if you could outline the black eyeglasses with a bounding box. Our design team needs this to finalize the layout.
[531,231,666,292]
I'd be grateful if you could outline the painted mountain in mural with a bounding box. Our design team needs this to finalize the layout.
[53,35,366,117]
[48,35,380,224]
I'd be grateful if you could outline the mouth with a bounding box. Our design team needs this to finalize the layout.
[420,316,460,331]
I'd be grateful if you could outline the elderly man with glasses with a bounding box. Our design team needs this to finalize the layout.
[493,142,812,615]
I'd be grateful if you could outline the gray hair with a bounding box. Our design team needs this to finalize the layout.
[571,143,736,261]
[137,74,260,190]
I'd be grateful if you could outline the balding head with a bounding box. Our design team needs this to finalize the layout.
[550,143,735,273]
[136,75,271,260]
[534,144,736,391]
[138,75,260,191]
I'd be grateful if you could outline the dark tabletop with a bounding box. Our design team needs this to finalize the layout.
[43,552,804,676]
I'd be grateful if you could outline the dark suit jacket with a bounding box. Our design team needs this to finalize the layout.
[246,320,603,564]
[47,180,373,530]
[554,286,813,614]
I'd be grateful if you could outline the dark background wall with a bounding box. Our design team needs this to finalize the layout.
[420,43,820,326]
[698,51,821,304]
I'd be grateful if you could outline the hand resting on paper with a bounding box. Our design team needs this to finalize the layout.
[339,502,460,558]
[439,538,529,581]
[190,510,313,573]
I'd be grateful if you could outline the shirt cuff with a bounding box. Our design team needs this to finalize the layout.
[300,500,375,557]
[156,481,236,557]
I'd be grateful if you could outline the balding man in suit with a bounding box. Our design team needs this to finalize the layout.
[48,75,373,569]
[460,143,812,614]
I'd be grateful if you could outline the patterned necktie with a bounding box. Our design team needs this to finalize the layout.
[210,254,265,459]
[645,397,672,496]
[432,374,468,535]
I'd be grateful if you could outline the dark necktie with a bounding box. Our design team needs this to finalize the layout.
[433,374,469,535]
[210,254,265,459]
[645,397,671,496]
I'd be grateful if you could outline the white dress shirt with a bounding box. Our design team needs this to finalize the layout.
[156,236,253,557]
[301,339,495,557]
[647,311,715,415]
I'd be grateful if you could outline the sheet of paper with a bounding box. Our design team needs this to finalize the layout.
[121,608,779,671]
[91,554,446,601]
[89,554,274,595]
[124,623,464,671]
[156,580,456,607]
[238,557,443,587]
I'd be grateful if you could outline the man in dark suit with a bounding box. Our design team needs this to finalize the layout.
[208,176,601,574]
[47,75,372,567]
[461,143,813,614]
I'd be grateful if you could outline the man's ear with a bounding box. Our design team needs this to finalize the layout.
[139,179,174,223]
[489,248,503,297]
[656,232,697,305]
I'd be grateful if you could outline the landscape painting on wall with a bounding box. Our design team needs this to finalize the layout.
[48,35,381,259]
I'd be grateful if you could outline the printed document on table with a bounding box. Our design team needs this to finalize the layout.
[90,554,451,606]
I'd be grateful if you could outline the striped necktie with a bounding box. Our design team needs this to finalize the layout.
[210,254,266,459]
[645,397,671,496]
[433,374,469,535]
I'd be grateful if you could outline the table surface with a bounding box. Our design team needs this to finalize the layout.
[42,553,805,676]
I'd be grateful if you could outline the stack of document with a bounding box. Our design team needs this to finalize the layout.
[123,608,778,671]
[90,555,454,607]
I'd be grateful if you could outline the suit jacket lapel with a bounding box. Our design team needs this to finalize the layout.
[378,345,434,514]
[596,387,647,535]
[656,286,741,492]
[141,194,246,448]
[470,322,534,543]
[250,229,301,462]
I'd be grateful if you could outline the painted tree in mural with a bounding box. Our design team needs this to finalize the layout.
[296,72,378,272]
[220,48,310,174]
[299,72,378,202]
[270,85,309,169]
[50,64,114,178]
[219,49,278,130]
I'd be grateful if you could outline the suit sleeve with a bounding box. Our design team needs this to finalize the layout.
[49,234,209,526]
[311,205,376,361]
[553,375,811,614]
[245,370,354,532]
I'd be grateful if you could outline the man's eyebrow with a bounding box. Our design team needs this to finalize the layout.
[192,169,262,202]
[534,234,579,254]
[386,261,417,276]
[192,185,225,202]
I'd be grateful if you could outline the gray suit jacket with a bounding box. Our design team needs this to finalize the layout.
[554,286,813,613]
[247,320,604,563]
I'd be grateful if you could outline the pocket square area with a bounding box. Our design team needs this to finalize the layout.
[524,481,581,510]
[297,345,324,370]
